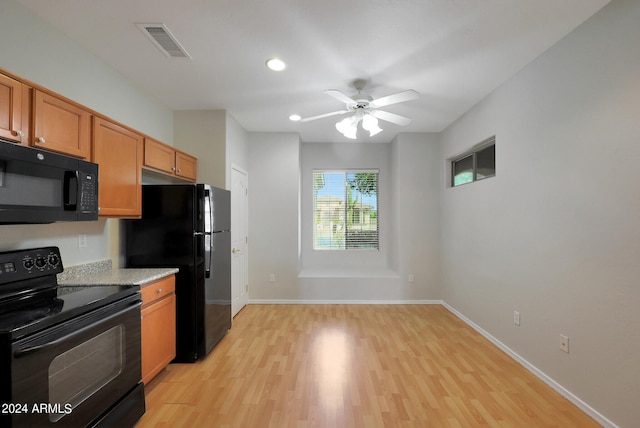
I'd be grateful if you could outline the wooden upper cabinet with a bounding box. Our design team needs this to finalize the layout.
[33,89,91,159]
[93,117,143,218]
[144,137,176,175]
[0,73,27,144]
[175,150,197,181]
[144,137,197,182]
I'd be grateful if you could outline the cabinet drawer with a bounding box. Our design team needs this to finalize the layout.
[140,275,176,306]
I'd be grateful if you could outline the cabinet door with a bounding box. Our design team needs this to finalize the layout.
[93,117,143,217]
[175,150,197,182]
[141,293,176,385]
[33,90,91,159]
[0,73,26,143]
[144,137,175,175]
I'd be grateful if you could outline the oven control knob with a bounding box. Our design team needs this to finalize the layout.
[35,256,47,269]
[48,253,60,268]
[23,257,35,270]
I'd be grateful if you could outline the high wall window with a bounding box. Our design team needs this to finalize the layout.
[451,137,496,187]
[313,170,379,250]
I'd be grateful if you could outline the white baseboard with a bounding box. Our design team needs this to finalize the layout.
[248,299,443,305]
[441,301,617,428]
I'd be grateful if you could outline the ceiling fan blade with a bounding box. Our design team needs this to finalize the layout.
[299,109,349,122]
[324,89,355,105]
[370,110,412,126]
[370,89,419,108]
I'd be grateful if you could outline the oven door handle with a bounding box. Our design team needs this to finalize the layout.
[14,300,141,359]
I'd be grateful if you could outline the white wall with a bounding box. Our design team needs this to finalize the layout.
[300,142,394,276]
[173,110,248,190]
[174,110,227,188]
[247,132,301,300]
[247,135,442,302]
[392,133,442,300]
[0,0,174,267]
[439,0,640,425]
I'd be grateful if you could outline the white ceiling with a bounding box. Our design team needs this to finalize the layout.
[18,0,610,143]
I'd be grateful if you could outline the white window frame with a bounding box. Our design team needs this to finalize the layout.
[312,169,379,251]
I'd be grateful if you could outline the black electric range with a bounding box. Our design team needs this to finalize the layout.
[0,247,145,428]
[0,247,139,341]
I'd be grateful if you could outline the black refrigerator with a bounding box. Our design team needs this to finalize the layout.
[124,184,231,362]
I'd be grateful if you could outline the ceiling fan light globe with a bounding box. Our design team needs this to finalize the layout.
[344,127,358,139]
[362,114,378,129]
[362,114,382,137]
[336,117,358,139]
[335,117,350,133]
[368,126,383,137]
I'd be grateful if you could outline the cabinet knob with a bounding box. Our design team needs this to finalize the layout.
[12,130,23,138]
[157,288,163,294]
[37,137,46,144]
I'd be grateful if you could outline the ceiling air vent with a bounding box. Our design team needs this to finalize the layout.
[136,23,191,59]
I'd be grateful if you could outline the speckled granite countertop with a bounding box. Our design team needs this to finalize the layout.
[57,259,178,287]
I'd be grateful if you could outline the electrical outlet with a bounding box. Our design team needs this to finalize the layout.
[408,274,415,283]
[513,310,520,326]
[269,274,275,283]
[560,334,570,353]
[78,234,87,248]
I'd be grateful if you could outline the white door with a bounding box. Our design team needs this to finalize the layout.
[231,166,249,317]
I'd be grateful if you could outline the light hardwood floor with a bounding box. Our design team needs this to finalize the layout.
[136,304,598,427]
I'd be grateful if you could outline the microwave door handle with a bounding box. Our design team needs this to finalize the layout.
[63,171,78,210]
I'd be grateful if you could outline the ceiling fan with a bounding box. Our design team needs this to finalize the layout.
[294,79,419,139]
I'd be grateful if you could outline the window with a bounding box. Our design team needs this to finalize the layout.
[313,170,378,250]
[451,138,495,187]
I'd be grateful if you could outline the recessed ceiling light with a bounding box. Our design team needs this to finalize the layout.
[266,58,286,71]
[289,114,301,121]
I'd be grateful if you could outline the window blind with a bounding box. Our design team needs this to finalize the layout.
[313,170,379,250]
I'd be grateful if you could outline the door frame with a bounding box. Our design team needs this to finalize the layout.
[230,164,249,317]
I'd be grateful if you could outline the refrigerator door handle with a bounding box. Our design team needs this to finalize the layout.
[204,188,213,279]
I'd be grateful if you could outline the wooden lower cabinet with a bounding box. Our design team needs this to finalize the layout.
[140,275,176,386]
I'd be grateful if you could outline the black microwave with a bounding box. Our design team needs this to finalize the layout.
[0,139,98,224]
